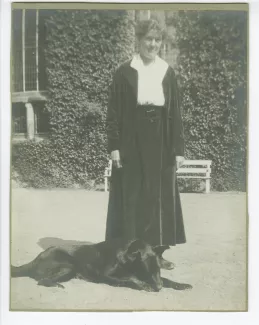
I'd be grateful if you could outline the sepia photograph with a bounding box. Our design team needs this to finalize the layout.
[9,2,248,312]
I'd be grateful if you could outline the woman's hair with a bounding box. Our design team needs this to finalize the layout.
[135,19,167,40]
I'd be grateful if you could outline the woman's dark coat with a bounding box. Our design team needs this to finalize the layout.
[105,59,186,246]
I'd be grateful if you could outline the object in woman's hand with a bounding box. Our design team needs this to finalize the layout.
[111,150,122,168]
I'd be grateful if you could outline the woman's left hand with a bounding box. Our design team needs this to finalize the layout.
[176,156,185,170]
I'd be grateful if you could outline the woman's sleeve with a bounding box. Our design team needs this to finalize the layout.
[106,70,121,154]
[172,71,185,157]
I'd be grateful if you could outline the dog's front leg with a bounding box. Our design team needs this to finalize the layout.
[161,277,192,290]
[100,275,154,292]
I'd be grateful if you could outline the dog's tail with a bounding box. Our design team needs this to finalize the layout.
[11,262,33,278]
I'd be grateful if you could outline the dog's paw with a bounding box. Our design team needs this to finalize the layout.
[37,279,65,289]
[56,283,65,289]
[162,278,192,291]
[141,283,155,292]
[174,283,192,291]
[183,284,193,290]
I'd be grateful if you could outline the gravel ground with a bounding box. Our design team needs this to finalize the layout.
[10,189,247,311]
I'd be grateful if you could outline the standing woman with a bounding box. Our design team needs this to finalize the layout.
[105,19,186,246]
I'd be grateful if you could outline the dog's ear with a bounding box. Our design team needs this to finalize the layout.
[125,239,142,262]
[126,239,142,253]
[152,245,170,257]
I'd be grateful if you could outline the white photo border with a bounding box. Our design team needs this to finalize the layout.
[1,0,258,324]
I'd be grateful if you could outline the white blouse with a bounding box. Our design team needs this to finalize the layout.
[130,54,169,106]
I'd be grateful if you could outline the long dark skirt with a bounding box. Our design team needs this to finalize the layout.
[105,105,186,246]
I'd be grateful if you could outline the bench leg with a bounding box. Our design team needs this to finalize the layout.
[205,179,210,194]
[104,177,108,192]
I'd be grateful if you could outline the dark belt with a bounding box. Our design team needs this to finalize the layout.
[137,104,164,121]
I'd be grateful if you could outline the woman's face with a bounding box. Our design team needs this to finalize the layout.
[138,30,163,62]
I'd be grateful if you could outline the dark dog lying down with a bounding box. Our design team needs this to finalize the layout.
[11,238,192,292]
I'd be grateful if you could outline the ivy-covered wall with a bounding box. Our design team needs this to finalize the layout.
[12,10,135,188]
[168,11,247,191]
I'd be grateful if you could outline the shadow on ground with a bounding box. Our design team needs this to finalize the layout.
[38,237,93,250]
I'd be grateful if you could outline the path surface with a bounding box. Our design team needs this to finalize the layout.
[10,189,247,311]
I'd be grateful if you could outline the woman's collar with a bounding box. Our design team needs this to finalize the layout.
[130,54,168,72]
[130,54,156,70]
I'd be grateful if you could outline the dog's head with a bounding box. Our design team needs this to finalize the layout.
[123,239,175,292]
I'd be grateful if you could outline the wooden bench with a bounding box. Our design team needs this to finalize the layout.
[176,160,212,193]
[104,159,212,193]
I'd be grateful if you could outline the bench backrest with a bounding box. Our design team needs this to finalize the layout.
[176,160,212,177]
[105,159,212,178]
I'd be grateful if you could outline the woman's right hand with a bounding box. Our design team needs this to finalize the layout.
[111,150,122,169]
